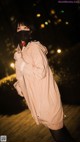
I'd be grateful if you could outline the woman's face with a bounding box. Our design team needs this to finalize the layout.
[17,23,30,32]
[16,23,31,47]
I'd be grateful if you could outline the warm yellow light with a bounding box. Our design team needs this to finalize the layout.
[58,19,62,23]
[45,21,48,25]
[36,13,41,17]
[50,9,55,15]
[57,49,62,53]
[0,74,16,86]
[10,63,15,69]
[40,24,45,28]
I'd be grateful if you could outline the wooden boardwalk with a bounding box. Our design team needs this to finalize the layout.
[0,104,80,142]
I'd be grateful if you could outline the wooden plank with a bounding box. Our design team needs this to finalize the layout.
[0,105,80,142]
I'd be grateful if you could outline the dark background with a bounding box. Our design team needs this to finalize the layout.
[0,0,80,78]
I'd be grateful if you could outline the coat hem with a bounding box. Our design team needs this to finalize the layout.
[46,121,63,130]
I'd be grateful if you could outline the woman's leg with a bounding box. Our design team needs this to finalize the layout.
[49,125,76,142]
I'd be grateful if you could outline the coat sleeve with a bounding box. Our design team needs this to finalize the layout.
[14,59,27,97]
[13,81,23,97]
[23,43,48,79]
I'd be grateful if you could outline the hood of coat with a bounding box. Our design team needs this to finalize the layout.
[30,41,48,55]
[39,43,48,55]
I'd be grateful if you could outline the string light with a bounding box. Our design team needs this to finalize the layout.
[45,21,48,25]
[58,19,62,23]
[65,21,69,25]
[36,13,41,17]
[10,63,15,69]
[50,9,55,15]
[57,49,62,53]
[0,74,16,85]
[40,24,45,28]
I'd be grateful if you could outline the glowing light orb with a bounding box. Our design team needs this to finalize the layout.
[50,9,55,15]
[40,24,45,28]
[45,21,48,25]
[57,49,62,53]
[58,19,62,23]
[36,13,41,17]
[10,63,15,69]
[65,21,69,25]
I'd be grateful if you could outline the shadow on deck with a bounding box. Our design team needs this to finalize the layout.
[0,104,80,142]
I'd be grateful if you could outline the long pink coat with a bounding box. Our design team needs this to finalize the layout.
[14,41,63,130]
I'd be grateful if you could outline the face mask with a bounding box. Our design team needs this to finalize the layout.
[16,31,31,43]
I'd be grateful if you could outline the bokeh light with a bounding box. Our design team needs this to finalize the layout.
[10,63,15,69]
[50,9,55,15]
[40,24,45,29]
[36,13,41,18]
[58,19,62,23]
[45,21,48,25]
[65,21,69,25]
[57,49,62,53]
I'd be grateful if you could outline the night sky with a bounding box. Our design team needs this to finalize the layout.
[0,0,80,78]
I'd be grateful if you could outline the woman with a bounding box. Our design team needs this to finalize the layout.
[13,21,75,142]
